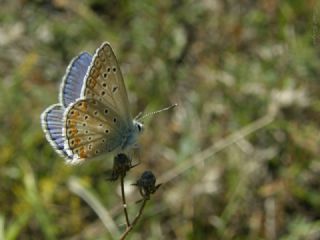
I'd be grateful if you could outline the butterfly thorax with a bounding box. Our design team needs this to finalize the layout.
[120,120,144,150]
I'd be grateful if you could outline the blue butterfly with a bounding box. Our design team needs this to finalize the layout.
[41,43,144,164]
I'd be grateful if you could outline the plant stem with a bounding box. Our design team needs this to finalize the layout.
[120,175,130,227]
[120,176,130,228]
[119,199,147,240]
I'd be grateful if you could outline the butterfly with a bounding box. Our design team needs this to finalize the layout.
[41,42,144,164]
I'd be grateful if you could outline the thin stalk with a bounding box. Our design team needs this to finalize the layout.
[119,199,147,240]
[120,175,130,227]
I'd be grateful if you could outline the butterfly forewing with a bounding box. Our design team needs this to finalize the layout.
[60,52,92,107]
[81,42,132,126]
[63,98,128,163]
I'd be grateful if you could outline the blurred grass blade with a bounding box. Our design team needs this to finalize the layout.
[4,212,31,240]
[159,113,275,184]
[68,177,120,238]
[0,214,4,240]
[21,160,57,240]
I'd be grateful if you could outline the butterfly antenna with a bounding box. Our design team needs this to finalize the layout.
[135,111,143,120]
[136,103,178,121]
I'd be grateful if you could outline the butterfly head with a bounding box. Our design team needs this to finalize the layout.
[134,120,144,134]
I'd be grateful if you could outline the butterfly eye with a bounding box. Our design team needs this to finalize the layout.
[137,123,143,132]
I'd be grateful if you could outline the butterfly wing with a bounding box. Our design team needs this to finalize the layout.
[41,104,73,159]
[81,42,132,127]
[60,52,92,108]
[63,98,128,164]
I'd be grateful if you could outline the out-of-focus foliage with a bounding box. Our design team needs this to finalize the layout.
[0,0,319,239]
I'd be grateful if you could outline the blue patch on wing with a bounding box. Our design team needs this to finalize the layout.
[41,104,72,159]
[60,52,92,108]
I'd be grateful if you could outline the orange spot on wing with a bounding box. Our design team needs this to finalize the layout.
[68,128,78,137]
[79,147,88,159]
[79,102,88,111]
[69,121,75,128]
[75,138,81,145]
[69,111,80,119]
[88,77,97,88]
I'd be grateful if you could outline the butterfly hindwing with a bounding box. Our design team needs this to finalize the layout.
[41,104,72,159]
[63,98,128,163]
[81,42,132,126]
[60,52,92,108]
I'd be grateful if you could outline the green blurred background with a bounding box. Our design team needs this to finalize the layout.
[1,0,320,239]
